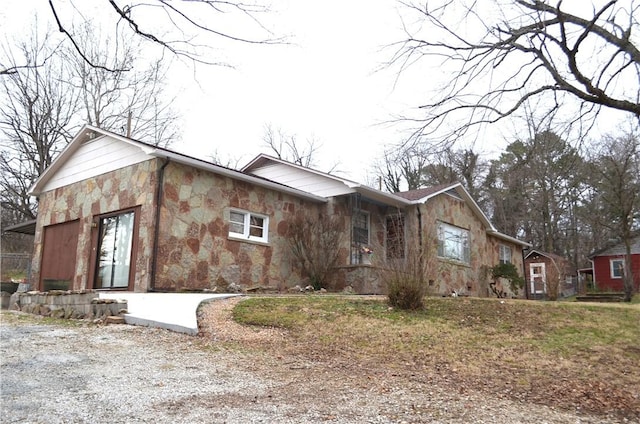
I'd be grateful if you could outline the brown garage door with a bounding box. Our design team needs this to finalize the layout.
[40,220,79,291]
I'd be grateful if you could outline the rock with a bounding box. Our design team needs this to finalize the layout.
[51,309,66,319]
[105,316,126,325]
[70,310,85,319]
[226,282,244,293]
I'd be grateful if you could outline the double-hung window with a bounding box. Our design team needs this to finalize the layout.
[229,209,269,243]
[437,222,470,264]
[610,259,624,279]
[499,244,512,264]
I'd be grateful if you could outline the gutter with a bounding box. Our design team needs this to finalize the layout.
[150,158,170,292]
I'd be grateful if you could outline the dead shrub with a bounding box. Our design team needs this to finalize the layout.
[387,274,428,310]
[287,212,345,290]
[381,212,437,310]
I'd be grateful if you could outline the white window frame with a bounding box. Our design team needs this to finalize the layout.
[228,209,269,243]
[610,258,624,279]
[437,222,470,264]
[499,244,512,264]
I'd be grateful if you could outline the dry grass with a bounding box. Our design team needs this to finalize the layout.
[225,295,640,419]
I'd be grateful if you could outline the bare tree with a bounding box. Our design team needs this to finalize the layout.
[42,0,282,71]
[1,24,181,227]
[391,0,640,144]
[589,130,640,301]
[376,143,487,196]
[62,24,180,146]
[375,144,433,192]
[376,149,404,192]
[0,33,78,221]
[262,124,324,168]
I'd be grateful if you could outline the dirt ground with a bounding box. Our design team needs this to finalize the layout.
[0,298,637,423]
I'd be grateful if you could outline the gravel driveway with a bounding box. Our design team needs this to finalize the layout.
[0,308,626,424]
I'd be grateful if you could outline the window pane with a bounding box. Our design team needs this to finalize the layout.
[230,212,245,224]
[249,226,263,237]
[96,212,134,289]
[229,211,245,234]
[249,215,265,238]
[612,260,624,278]
[353,212,369,244]
[229,222,244,234]
[500,245,511,264]
[438,223,470,263]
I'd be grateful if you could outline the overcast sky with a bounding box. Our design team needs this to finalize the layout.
[2,1,633,185]
[1,0,438,184]
[168,0,420,182]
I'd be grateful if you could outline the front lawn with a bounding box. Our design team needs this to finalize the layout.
[232,295,640,419]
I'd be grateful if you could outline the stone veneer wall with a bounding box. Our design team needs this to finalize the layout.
[154,162,324,291]
[419,194,525,298]
[31,160,159,291]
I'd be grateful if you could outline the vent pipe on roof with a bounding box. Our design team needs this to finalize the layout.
[126,111,132,138]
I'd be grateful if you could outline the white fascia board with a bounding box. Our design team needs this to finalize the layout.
[245,153,363,187]
[488,230,532,248]
[524,249,552,260]
[348,184,411,208]
[149,150,328,203]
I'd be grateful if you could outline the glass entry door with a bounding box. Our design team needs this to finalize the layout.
[96,211,135,289]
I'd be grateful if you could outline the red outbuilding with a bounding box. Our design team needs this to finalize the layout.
[588,235,640,292]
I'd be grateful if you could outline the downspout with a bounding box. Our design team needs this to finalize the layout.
[150,158,170,292]
[416,204,423,250]
[416,204,423,284]
[589,258,595,292]
[522,248,529,299]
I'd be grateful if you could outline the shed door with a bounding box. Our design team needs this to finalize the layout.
[530,263,546,294]
[40,220,79,291]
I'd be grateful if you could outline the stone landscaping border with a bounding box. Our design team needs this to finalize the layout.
[8,290,127,320]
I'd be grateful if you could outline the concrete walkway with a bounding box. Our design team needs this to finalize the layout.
[99,292,241,335]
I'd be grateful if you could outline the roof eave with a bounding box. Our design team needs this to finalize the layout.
[344,183,411,208]
[488,230,531,248]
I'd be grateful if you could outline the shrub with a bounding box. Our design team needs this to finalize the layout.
[287,213,345,290]
[382,213,436,311]
[387,275,427,310]
[491,262,525,296]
